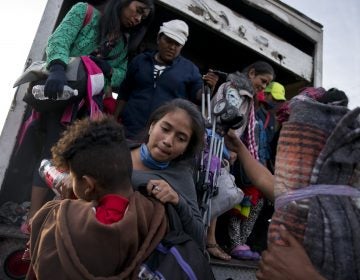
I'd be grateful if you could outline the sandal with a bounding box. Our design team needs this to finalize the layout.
[206,243,231,261]
[230,245,260,261]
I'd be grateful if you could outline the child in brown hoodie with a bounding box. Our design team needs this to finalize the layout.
[28,115,167,280]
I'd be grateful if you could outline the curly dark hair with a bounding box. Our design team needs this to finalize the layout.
[318,87,349,107]
[51,115,132,191]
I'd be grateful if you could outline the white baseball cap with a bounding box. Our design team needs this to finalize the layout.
[158,19,189,46]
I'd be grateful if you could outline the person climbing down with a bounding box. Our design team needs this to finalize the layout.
[22,0,155,234]
[114,19,218,140]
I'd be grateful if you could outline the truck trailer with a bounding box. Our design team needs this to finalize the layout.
[0,0,323,279]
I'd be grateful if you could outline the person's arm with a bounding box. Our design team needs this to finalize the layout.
[107,41,128,87]
[46,3,89,66]
[224,129,275,201]
[183,62,204,103]
[146,177,205,249]
[174,193,205,249]
[45,3,90,98]
[256,225,325,280]
[171,164,205,249]
[90,39,128,89]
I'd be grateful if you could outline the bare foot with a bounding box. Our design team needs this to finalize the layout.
[207,243,231,261]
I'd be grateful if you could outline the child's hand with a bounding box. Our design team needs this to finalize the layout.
[146,179,179,205]
[60,175,75,199]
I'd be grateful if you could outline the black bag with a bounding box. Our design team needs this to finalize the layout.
[138,205,215,280]
[15,58,88,113]
[15,5,94,113]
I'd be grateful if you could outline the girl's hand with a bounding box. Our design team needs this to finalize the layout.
[146,179,179,205]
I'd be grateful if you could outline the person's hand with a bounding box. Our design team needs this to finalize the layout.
[146,179,179,205]
[203,71,219,93]
[256,225,325,280]
[229,151,237,165]
[89,55,113,79]
[59,175,75,199]
[224,129,242,152]
[44,63,67,100]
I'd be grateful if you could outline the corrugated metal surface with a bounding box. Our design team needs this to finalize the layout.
[157,0,316,82]
[212,264,257,280]
[210,257,259,279]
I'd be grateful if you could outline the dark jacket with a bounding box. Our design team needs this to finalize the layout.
[118,51,203,139]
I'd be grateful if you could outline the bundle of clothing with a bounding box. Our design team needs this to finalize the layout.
[268,90,360,280]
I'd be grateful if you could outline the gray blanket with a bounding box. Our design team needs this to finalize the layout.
[269,97,360,280]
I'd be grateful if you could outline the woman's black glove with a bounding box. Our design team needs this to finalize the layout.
[44,64,67,100]
[89,56,113,79]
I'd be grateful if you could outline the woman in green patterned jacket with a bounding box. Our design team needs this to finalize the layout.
[45,0,155,95]
[23,0,155,234]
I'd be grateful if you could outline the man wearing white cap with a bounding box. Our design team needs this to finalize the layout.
[115,19,217,140]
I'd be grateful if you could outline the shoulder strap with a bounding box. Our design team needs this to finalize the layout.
[82,4,94,28]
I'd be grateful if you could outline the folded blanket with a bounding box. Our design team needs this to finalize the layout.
[268,96,360,280]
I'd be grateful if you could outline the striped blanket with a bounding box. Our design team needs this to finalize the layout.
[268,97,360,280]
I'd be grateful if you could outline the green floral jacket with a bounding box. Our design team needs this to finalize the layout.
[46,2,127,87]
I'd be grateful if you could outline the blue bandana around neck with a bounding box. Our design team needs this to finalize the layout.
[140,143,170,170]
